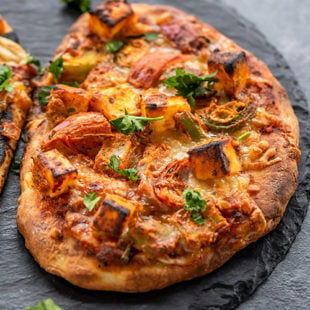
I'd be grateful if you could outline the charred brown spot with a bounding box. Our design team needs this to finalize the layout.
[91,0,133,28]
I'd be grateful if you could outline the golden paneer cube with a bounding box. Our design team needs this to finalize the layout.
[92,194,140,239]
[208,51,249,96]
[141,93,191,133]
[188,137,241,180]
[34,149,77,197]
[89,0,136,40]
[90,84,141,120]
[46,84,91,124]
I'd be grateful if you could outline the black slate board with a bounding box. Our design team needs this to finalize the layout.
[0,0,309,309]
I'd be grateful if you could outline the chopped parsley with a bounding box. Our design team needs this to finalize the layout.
[48,57,64,83]
[0,64,14,92]
[110,114,163,135]
[105,40,124,53]
[27,54,44,75]
[83,192,101,212]
[11,156,21,175]
[164,69,218,107]
[60,0,90,13]
[144,32,158,42]
[25,298,63,310]
[183,189,207,225]
[108,155,139,181]
[38,85,54,106]
[237,131,251,140]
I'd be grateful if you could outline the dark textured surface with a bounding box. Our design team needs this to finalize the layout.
[0,1,309,309]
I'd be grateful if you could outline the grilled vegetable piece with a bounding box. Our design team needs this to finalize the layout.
[175,111,207,141]
[200,100,256,131]
[208,51,249,96]
[141,93,190,133]
[90,84,141,120]
[46,84,91,124]
[44,112,112,156]
[61,50,106,83]
[188,137,241,180]
[92,193,140,239]
[128,51,182,89]
[89,0,135,39]
[33,149,77,197]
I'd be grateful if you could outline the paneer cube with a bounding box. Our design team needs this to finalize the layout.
[92,194,140,239]
[89,0,136,40]
[141,93,191,133]
[188,137,241,180]
[90,84,141,120]
[46,84,91,124]
[34,149,77,197]
[208,51,249,96]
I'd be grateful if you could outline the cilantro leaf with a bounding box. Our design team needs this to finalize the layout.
[183,189,207,225]
[27,54,44,75]
[25,298,63,310]
[11,156,21,175]
[48,57,64,83]
[164,69,218,107]
[108,155,139,181]
[0,64,14,92]
[105,40,124,53]
[144,32,158,42]
[60,0,90,13]
[110,114,163,135]
[38,85,55,106]
[83,192,101,212]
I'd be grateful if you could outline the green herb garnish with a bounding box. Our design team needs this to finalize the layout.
[164,69,218,107]
[48,57,64,83]
[144,32,158,42]
[67,107,76,113]
[11,156,21,175]
[83,192,101,212]
[105,40,124,53]
[237,131,251,140]
[62,81,80,88]
[183,189,207,225]
[108,155,139,181]
[60,0,90,13]
[27,54,44,75]
[38,85,54,106]
[25,298,63,310]
[110,114,163,135]
[0,64,14,92]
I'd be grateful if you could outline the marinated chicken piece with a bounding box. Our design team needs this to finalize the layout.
[153,159,189,211]
[33,149,78,197]
[90,84,141,120]
[0,122,21,140]
[161,21,209,53]
[46,84,91,124]
[208,51,249,97]
[92,193,141,239]
[141,92,190,133]
[44,112,112,157]
[188,137,241,180]
[128,51,182,89]
[93,133,142,174]
[89,0,135,39]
